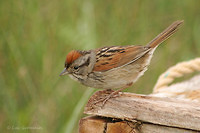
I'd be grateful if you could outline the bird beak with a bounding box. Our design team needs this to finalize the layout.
[59,68,69,76]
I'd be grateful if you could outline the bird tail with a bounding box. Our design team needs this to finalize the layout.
[147,20,184,48]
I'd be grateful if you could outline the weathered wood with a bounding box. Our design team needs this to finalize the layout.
[79,116,198,133]
[140,123,198,133]
[84,89,200,131]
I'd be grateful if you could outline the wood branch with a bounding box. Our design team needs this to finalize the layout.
[83,89,200,132]
[79,116,199,133]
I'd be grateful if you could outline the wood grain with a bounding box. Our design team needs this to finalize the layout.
[79,116,140,133]
[79,116,198,133]
[84,90,200,131]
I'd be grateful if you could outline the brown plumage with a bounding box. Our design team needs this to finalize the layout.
[60,20,184,90]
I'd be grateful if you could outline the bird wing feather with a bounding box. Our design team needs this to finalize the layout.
[93,46,150,72]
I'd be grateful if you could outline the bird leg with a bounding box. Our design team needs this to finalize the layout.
[92,83,133,108]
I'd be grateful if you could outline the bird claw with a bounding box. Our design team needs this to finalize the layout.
[91,89,122,108]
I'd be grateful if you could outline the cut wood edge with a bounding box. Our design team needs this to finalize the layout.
[79,116,140,133]
[79,116,199,133]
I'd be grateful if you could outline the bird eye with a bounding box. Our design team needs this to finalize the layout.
[73,66,79,70]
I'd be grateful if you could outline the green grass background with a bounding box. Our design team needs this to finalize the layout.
[0,0,200,132]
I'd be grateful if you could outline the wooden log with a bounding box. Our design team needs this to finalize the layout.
[79,116,199,133]
[83,89,200,132]
[79,116,139,133]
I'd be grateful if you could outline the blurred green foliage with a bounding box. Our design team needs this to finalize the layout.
[0,0,200,132]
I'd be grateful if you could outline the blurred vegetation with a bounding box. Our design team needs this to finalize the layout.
[0,0,200,132]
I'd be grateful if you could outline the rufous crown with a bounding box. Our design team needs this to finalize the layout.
[65,50,82,67]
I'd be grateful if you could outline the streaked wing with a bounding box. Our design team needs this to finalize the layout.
[93,45,150,72]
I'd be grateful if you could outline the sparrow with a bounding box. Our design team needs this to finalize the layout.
[60,20,183,92]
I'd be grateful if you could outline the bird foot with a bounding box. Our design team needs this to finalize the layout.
[93,89,121,108]
[86,88,126,110]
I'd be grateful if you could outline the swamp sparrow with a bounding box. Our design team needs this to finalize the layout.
[60,20,183,91]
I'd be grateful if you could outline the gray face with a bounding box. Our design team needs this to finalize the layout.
[67,55,90,76]
[60,50,96,83]
[63,51,95,80]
